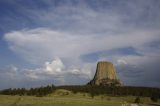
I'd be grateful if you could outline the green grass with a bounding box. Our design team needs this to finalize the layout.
[0,89,159,106]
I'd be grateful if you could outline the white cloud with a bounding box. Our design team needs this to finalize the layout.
[0,58,93,88]
[117,59,127,65]
[4,1,160,66]
[4,28,160,64]
[23,58,66,80]
[44,58,65,75]
[69,64,94,79]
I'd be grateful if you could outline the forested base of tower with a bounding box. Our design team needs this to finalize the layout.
[87,78,123,86]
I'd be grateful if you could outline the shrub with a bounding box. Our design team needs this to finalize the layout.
[150,94,158,102]
[107,97,111,101]
[90,93,94,99]
[134,97,140,103]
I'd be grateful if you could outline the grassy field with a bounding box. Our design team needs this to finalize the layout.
[0,89,159,106]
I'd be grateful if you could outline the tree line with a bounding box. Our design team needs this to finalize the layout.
[0,84,160,100]
[0,84,55,97]
[57,85,160,97]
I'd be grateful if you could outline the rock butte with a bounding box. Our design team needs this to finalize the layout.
[88,61,123,86]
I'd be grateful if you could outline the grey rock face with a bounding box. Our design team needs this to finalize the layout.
[88,61,123,86]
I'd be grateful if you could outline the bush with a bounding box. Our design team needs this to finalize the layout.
[90,93,94,99]
[134,97,140,103]
[106,97,111,101]
[150,94,158,102]
[101,95,104,100]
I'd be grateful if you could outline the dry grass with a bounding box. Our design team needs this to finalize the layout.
[0,89,159,106]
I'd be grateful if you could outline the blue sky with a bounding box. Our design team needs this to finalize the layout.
[0,0,160,89]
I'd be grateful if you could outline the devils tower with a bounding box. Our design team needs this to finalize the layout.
[88,61,122,86]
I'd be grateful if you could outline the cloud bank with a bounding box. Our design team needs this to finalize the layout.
[0,58,93,89]
[0,0,160,88]
[4,28,160,64]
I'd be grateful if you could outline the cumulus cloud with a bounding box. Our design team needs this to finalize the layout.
[0,58,94,89]
[23,58,66,81]
[23,58,92,80]
[44,58,65,75]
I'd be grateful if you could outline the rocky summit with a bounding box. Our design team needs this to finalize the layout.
[88,61,123,86]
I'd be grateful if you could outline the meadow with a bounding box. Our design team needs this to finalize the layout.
[0,89,159,106]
